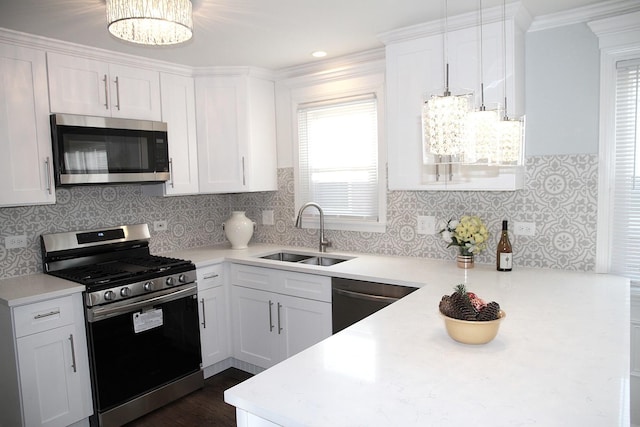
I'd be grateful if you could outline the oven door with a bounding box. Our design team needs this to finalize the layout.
[86,284,202,413]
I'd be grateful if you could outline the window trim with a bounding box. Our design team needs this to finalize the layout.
[291,75,387,233]
[590,12,640,273]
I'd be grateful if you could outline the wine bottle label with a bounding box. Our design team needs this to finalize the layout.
[499,252,512,269]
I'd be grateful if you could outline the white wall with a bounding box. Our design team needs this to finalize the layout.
[525,23,601,156]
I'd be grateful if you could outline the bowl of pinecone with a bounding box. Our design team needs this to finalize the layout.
[439,284,506,344]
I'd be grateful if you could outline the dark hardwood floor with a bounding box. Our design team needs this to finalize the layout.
[124,368,253,427]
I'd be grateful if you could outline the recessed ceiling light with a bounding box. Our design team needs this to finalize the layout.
[311,51,327,58]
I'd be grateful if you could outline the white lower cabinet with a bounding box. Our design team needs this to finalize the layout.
[0,293,93,427]
[230,264,332,369]
[197,263,230,368]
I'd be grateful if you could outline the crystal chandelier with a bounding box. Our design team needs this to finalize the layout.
[422,0,472,180]
[106,0,193,46]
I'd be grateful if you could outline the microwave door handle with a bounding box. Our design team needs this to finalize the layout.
[169,158,174,188]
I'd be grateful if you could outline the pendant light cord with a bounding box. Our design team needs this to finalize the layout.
[479,0,485,110]
[502,0,509,120]
[443,0,450,96]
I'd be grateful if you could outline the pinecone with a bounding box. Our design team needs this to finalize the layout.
[450,291,478,321]
[439,295,457,318]
[477,301,501,321]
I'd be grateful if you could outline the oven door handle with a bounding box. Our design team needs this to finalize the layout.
[88,284,197,322]
[333,288,400,304]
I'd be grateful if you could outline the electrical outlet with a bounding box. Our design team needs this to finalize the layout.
[417,215,436,235]
[153,220,168,231]
[5,235,27,249]
[262,210,274,226]
[513,221,536,236]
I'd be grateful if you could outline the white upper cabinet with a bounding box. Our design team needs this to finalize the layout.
[159,72,199,195]
[195,72,277,193]
[47,52,161,121]
[384,6,528,191]
[0,43,55,207]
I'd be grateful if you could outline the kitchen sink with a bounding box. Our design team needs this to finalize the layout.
[298,256,348,266]
[258,251,353,266]
[260,252,313,262]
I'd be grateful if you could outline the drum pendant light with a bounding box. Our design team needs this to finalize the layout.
[466,0,500,165]
[496,0,524,164]
[106,0,193,45]
[422,0,472,181]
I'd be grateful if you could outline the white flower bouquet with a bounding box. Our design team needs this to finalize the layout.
[440,215,489,256]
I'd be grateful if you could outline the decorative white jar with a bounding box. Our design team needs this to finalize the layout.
[223,211,255,249]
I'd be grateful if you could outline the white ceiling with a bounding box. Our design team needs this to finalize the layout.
[0,0,617,70]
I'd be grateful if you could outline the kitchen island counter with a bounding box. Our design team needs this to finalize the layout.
[219,256,630,426]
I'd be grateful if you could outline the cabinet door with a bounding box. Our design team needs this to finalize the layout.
[195,75,246,192]
[109,63,161,121]
[160,73,199,195]
[0,44,55,206]
[231,286,279,368]
[16,323,90,427]
[277,294,331,360]
[386,35,443,191]
[195,74,277,193]
[199,286,230,367]
[47,52,111,116]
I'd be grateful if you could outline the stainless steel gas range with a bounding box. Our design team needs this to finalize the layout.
[41,224,203,427]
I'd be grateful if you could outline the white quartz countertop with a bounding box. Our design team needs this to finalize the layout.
[212,245,631,427]
[0,273,85,307]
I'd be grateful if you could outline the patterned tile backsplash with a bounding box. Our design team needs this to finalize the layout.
[0,154,597,279]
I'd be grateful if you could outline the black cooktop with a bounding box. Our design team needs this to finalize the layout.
[47,255,194,288]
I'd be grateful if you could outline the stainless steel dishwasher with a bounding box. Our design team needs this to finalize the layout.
[331,277,418,333]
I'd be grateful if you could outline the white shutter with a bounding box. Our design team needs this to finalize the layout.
[297,95,379,221]
[611,58,640,282]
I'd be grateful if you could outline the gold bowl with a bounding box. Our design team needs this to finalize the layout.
[440,310,506,344]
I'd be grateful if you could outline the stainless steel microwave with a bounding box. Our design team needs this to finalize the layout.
[50,114,170,186]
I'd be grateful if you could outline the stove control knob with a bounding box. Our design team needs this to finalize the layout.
[178,274,187,283]
[144,281,155,292]
[104,290,116,301]
[166,277,175,286]
[120,287,131,297]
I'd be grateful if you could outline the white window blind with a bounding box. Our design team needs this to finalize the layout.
[297,95,379,222]
[611,58,640,282]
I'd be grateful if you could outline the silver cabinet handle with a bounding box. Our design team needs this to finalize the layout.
[168,158,174,188]
[103,74,109,109]
[44,157,52,195]
[277,302,282,334]
[333,288,400,304]
[268,300,274,332]
[68,334,77,373]
[34,309,60,320]
[114,76,121,110]
[203,273,219,280]
[241,156,246,186]
[200,298,206,328]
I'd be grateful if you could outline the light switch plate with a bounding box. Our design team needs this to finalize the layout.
[513,221,536,236]
[153,220,168,231]
[5,235,27,249]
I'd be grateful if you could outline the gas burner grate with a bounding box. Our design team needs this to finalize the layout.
[52,264,134,285]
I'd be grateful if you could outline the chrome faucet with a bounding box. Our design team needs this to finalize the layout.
[295,202,331,253]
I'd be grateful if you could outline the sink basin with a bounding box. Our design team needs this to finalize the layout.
[298,256,348,266]
[259,252,312,262]
[258,251,353,267]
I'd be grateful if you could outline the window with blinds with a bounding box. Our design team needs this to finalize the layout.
[611,58,640,283]
[297,94,383,229]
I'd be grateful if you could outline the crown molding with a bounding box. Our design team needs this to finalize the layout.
[0,27,193,75]
[529,0,640,32]
[377,2,531,45]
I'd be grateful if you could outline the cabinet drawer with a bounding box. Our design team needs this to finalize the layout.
[277,271,331,303]
[13,295,75,338]
[231,264,274,291]
[197,263,223,291]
